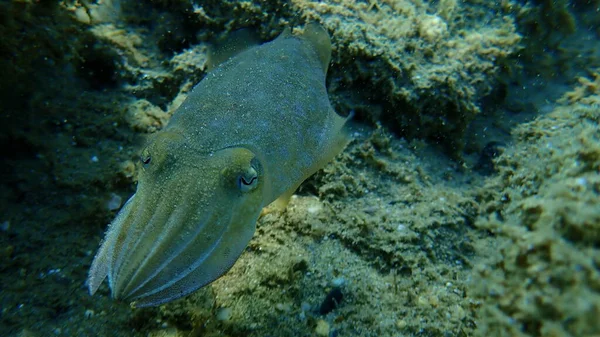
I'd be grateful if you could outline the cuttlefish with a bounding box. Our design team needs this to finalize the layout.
[87,23,350,307]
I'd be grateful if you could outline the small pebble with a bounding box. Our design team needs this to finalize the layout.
[84,309,94,319]
[107,193,122,211]
[216,307,232,321]
[275,302,292,312]
[301,302,311,312]
[315,319,330,336]
[331,277,345,287]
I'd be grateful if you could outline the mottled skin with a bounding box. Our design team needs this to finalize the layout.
[87,24,349,307]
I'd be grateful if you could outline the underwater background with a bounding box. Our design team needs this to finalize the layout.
[0,0,599,336]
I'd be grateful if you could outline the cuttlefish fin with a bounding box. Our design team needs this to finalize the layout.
[299,22,332,74]
[308,113,353,177]
[262,111,352,217]
[260,132,348,217]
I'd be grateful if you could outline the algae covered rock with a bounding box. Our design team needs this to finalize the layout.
[292,0,521,154]
[473,75,600,336]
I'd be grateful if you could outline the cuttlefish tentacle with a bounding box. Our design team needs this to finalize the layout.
[110,192,156,275]
[87,194,136,295]
[108,195,155,290]
[131,210,259,307]
[117,192,194,298]
[111,191,176,296]
[118,181,198,296]
[130,210,227,301]
[122,204,214,299]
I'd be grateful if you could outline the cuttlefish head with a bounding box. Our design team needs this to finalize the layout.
[87,131,266,307]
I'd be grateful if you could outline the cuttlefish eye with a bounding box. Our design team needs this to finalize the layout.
[238,166,258,192]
